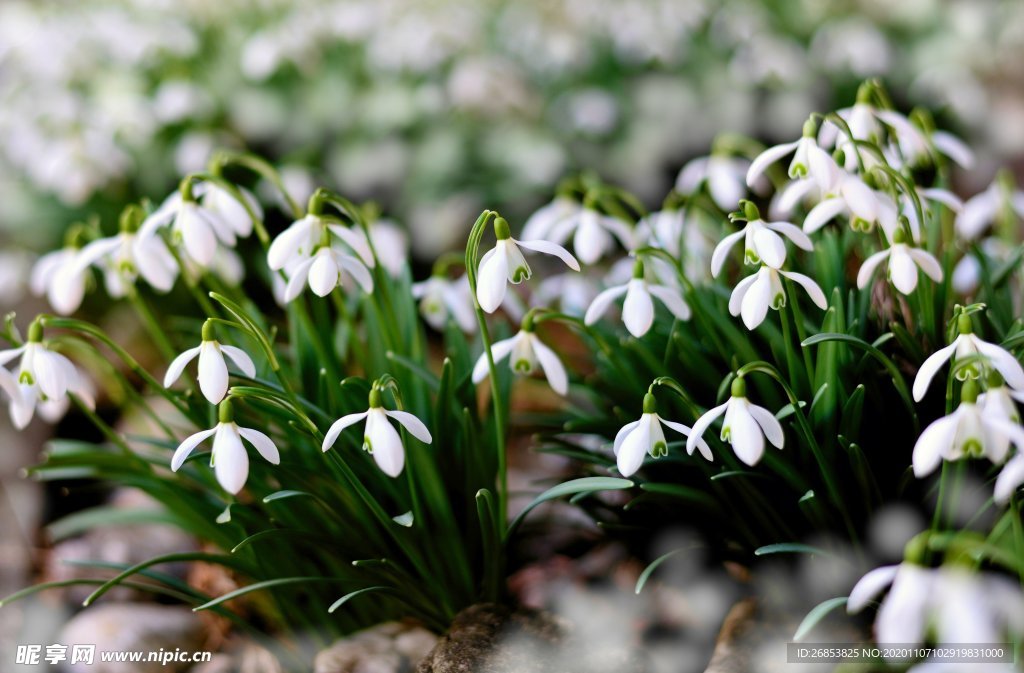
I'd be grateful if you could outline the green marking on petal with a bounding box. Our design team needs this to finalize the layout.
[651,441,668,458]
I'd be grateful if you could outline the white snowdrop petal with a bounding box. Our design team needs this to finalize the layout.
[647,284,691,321]
[847,565,899,613]
[476,245,509,313]
[728,272,759,317]
[931,131,974,169]
[779,270,827,309]
[198,341,229,404]
[366,410,405,477]
[308,251,339,297]
[238,427,280,465]
[33,349,70,401]
[764,220,814,251]
[746,141,799,186]
[582,281,627,320]
[912,338,960,402]
[613,420,642,457]
[270,216,317,268]
[171,427,217,471]
[622,280,655,338]
[728,402,765,466]
[912,412,960,477]
[752,228,786,269]
[338,254,375,293]
[803,198,846,234]
[471,336,518,384]
[283,257,316,303]
[515,238,581,271]
[740,271,773,330]
[973,338,1024,391]
[688,402,728,456]
[747,404,784,448]
[164,346,201,387]
[856,249,890,289]
[214,424,250,494]
[995,455,1024,504]
[531,336,569,395]
[220,345,256,379]
[888,247,919,295]
[385,410,433,443]
[907,248,943,283]
[711,230,746,278]
[617,415,652,477]
[322,411,368,451]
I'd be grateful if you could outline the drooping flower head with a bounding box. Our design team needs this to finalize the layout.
[688,376,784,466]
[163,319,257,405]
[584,259,690,338]
[475,216,579,314]
[711,200,814,278]
[472,313,569,395]
[171,398,280,494]
[913,313,1024,402]
[614,393,711,477]
[856,225,943,296]
[322,384,432,478]
[0,318,94,430]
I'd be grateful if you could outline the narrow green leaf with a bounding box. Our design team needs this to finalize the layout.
[754,543,834,558]
[505,477,633,541]
[327,585,394,614]
[794,597,848,641]
[194,577,347,612]
[635,546,700,594]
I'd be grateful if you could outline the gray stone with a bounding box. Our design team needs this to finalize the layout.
[315,622,438,673]
[58,603,204,673]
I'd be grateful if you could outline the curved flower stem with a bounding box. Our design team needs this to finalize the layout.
[464,210,509,536]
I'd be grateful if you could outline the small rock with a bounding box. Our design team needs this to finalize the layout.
[315,622,438,673]
[58,603,205,673]
[415,604,567,673]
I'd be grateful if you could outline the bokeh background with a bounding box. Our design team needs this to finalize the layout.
[2,1,1024,671]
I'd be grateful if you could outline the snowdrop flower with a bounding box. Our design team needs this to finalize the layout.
[687,377,784,466]
[198,182,262,241]
[533,272,598,317]
[584,260,690,338]
[321,386,432,478]
[711,201,813,277]
[72,210,179,298]
[171,400,280,494]
[952,238,1009,296]
[30,245,88,315]
[283,244,374,302]
[163,321,256,405]
[801,146,884,234]
[913,314,1024,401]
[745,119,820,185]
[472,321,568,395]
[995,453,1024,504]
[268,212,374,273]
[956,179,1024,241]
[614,393,711,477]
[520,195,580,241]
[856,227,943,295]
[411,274,477,332]
[0,320,93,430]
[539,206,634,266]
[819,89,971,170]
[676,154,750,211]
[138,181,253,267]
[729,260,827,330]
[848,562,1024,647]
[364,219,408,278]
[475,216,579,314]
[912,380,1024,477]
